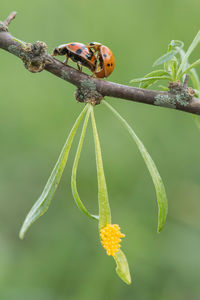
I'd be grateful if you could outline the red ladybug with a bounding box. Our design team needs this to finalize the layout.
[88,42,115,78]
[52,42,96,72]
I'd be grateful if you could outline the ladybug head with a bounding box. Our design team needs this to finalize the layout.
[52,45,69,56]
[88,42,102,51]
[52,47,60,56]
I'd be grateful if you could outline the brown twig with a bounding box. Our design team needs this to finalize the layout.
[1,12,200,114]
[183,74,189,88]
[4,11,17,27]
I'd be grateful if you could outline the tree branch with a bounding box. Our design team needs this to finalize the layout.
[1,12,200,114]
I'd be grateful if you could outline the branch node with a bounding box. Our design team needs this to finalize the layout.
[168,80,194,107]
[20,41,48,73]
[0,12,17,32]
[0,22,8,32]
[75,80,104,105]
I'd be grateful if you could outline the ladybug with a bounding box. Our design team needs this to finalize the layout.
[88,42,115,78]
[51,42,97,72]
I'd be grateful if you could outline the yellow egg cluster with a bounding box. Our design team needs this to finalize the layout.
[100,224,125,256]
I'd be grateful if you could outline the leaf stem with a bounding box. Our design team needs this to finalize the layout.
[91,105,111,229]
[71,104,98,220]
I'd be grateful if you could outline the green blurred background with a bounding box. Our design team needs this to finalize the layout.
[1,0,200,299]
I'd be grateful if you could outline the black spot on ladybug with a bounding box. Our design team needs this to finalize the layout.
[76,49,83,55]
[103,54,107,58]
[111,63,113,66]
[107,63,110,67]
[71,43,76,46]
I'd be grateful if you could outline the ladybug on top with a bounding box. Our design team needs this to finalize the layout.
[51,42,115,78]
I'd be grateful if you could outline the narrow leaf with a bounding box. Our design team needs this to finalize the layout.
[153,50,178,67]
[91,106,111,229]
[71,105,98,220]
[178,49,188,82]
[130,75,171,84]
[168,40,184,50]
[191,69,200,129]
[139,70,170,78]
[170,57,178,81]
[158,85,169,91]
[179,58,200,78]
[154,40,184,67]
[103,101,168,232]
[177,31,200,76]
[19,104,89,239]
[135,70,170,89]
[189,68,200,92]
[114,249,131,285]
[139,79,159,89]
[186,68,200,133]
[164,40,184,73]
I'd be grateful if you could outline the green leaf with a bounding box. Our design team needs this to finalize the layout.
[71,105,98,220]
[19,104,89,239]
[130,75,171,84]
[178,49,188,82]
[139,70,170,78]
[136,70,170,88]
[91,106,111,229]
[170,57,179,81]
[193,89,200,97]
[114,249,131,285]
[130,70,171,89]
[103,101,168,232]
[168,40,184,50]
[179,48,186,62]
[189,68,200,92]
[177,31,200,77]
[179,50,200,94]
[191,70,200,127]
[130,75,170,83]
[153,50,178,67]
[179,58,200,78]
[153,40,184,67]
[158,85,169,91]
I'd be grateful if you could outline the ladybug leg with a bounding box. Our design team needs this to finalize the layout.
[64,56,69,65]
[77,62,82,72]
[94,53,101,73]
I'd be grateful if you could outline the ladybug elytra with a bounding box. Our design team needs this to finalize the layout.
[52,42,96,72]
[88,42,115,78]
